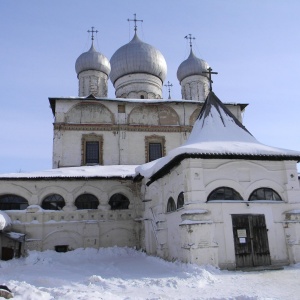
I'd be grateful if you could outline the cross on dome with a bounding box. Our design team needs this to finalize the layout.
[202,67,218,91]
[127,13,143,32]
[164,81,173,99]
[184,34,195,49]
[88,26,98,41]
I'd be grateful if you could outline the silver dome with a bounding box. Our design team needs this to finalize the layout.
[177,50,209,82]
[110,33,167,84]
[75,43,111,76]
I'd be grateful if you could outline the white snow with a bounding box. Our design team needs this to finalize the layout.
[0,211,11,230]
[0,165,138,179]
[0,247,299,299]
[137,93,300,179]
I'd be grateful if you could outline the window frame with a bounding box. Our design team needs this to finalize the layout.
[0,194,29,210]
[207,187,243,202]
[248,188,282,201]
[81,134,103,165]
[42,194,65,210]
[145,135,166,163]
[75,193,99,210]
[167,197,176,213]
[177,192,184,209]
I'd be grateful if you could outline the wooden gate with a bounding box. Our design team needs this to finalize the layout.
[232,214,271,268]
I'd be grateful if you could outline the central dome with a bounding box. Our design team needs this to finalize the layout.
[110,33,167,85]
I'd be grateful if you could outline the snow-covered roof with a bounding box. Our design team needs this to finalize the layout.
[48,94,247,115]
[0,165,138,180]
[137,92,300,184]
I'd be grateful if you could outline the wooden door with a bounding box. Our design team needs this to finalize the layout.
[232,214,271,268]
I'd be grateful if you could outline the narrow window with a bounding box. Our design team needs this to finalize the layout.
[167,197,176,212]
[109,193,130,210]
[177,192,184,209]
[149,143,162,161]
[0,194,28,210]
[249,188,282,201]
[207,187,243,201]
[75,194,99,210]
[42,194,65,210]
[86,141,99,164]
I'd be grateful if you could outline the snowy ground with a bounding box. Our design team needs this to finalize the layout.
[0,247,299,300]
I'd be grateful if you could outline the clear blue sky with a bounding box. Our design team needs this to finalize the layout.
[1,0,300,173]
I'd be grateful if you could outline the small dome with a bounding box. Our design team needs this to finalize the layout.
[177,50,209,82]
[75,43,111,76]
[110,33,167,84]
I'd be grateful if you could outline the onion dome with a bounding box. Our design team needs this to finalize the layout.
[110,33,167,84]
[75,43,111,76]
[177,49,209,82]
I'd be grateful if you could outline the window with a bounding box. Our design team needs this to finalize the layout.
[0,194,28,210]
[82,134,103,165]
[86,141,99,164]
[75,194,99,210]
[55,245,68,253]
[149,143,162,161]
[167,197,176,212]
[145,135,166,162]
[109,193,130,210]
[177,192,184,209]
[249,188,282,201]
[42,194,65,210]
[207,187,243,201]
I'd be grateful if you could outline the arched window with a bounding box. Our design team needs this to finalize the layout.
[177,192,184,209]
[0,194,29,210]
[167,197,176,212]
[109,193,130,210]
[249,188,282,201]
[42,194,65,210]
[75,194,99,210]
[207,187,243,201]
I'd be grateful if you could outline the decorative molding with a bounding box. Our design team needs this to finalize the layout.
[81,133,103,166]
[54,123,193,133]
[145,135,166,163]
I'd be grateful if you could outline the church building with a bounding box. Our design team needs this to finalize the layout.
[0,20,300,269]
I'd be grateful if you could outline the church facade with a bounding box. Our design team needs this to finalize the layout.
[0,25,300,269]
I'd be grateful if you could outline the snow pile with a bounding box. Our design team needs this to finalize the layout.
[0,211,11,230]
[0,247,299,299]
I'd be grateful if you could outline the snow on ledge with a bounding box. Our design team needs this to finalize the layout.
[179,220,213,226]
[0,165,138,179]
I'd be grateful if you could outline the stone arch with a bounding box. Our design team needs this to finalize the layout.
[65,102,114,124]
[128,104,180,125]
[205,179,244,201]
[107,185,133,209]
[43,230,82,251]
[38,186,69,206]
[189,106,202,126]
[0,184,32,203]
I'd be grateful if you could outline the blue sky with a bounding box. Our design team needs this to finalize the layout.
[1,0,300,173]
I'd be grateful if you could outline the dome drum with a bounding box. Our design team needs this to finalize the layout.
[180,75,210,101]
[114,73,163,99]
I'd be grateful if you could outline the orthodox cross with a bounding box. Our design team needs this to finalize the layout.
[127,13,143,32]
[202,67,218,91]
[164,81,173,99]
[184,34,195,49]
[88,27,98,41]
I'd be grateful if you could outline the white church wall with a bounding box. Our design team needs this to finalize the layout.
[142,158,300,268]
[0,179,142,252]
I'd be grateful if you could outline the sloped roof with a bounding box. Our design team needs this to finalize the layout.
[137,92,300,184]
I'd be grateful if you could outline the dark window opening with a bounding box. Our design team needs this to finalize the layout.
[249,188,282,201]
[55,245,68,253]
[42,194,65,210]
[167,197,176,212]
[86,141,99,164]
[149,143,162,162]
[109,193,130,210]
[0,194,29,210]
[75,194,99,210]
[207,187,243,201]
[140,95,145,99]
[177,192,184,209]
